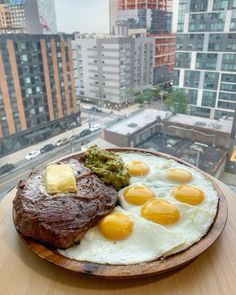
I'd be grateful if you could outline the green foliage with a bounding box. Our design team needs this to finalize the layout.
[164,90,188,114]
[134,88,160,103]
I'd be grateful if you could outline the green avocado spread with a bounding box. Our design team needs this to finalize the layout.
[84,145,130,190]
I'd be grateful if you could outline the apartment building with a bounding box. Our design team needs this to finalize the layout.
[74,34,154,106]
[174,0,236,119]
[0,0,57,34]
[110,0,175,85]
[0,34,79,156]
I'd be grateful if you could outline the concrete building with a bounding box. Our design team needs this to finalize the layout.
[112,0,176,85]
[73,35,154,106]
[0,0,57,34]
[0,34,80,156]
[174,0,236,119]
[103,108,231,177]
[103,109,171,147]
[109,0,118,35]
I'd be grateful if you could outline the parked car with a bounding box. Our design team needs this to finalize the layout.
[0,163,15,176]
[91,106,102,112]
[79,129,92,137]
[89,124,101,132]
[25,150,41,160]
[56,138,69,146]
[40,144,55,154]
[82,105,92,110]
[70,134,80,142]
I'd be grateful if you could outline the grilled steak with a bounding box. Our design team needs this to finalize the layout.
[13,159,118,249]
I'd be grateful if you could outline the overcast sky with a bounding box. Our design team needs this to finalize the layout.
[55,0,179,34]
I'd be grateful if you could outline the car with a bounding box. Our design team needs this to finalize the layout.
[70,134,80,142]
[91,106,102,112]
[82,105,92,110]
[79,129,92,137]
[89,124,101,132]
[0,163,15,176]
[40,144,55,154]
[25,150,41,160]
[56,138,69,146]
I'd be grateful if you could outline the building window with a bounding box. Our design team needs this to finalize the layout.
[184,70,200,88]
[202,91,216,107]
[204,72,219,90]
[21,54,27,61]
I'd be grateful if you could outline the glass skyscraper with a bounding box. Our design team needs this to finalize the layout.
[174,0,236,119]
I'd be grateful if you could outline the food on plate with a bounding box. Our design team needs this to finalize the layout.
[123,184,155,205]
[126,160,149,176]
[172,185,204,205]
[13,148,219,266]
[13,159,117,249]
[166,168,193,183]
[45,164,77,194]
[58,207,183,265]
[84,145,130,190]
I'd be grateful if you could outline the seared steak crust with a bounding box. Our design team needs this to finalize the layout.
[13,159,118,249]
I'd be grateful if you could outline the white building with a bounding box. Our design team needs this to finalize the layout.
[73,34,154,105]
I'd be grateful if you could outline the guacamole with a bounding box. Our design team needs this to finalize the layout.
[84,145,130,190]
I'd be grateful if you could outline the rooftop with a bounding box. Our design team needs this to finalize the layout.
[139,133,227,176]
[168,114,233,134]
[106,109,171,135]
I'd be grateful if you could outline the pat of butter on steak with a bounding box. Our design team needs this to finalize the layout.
[13,159,118,249]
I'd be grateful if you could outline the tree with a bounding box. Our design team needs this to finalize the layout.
[134,87,162,103]
[134,90,154,103]
[164,90,188,114]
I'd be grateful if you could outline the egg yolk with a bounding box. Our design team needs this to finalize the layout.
[172,185,204,205]
[126,160,149,176]
[123,185,155,205]
[141,199,180,225]
[166,168,193,183]
[98,213,133,241]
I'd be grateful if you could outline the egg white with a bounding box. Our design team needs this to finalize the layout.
[58,207,184,265]
[118,152,213,189]
[118,192,216,256]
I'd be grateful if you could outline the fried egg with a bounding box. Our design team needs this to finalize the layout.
[118,195,216,256]
[118,152,213,189]
[58,207,184,265]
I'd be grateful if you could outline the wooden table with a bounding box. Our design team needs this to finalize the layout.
[0,182,236,295]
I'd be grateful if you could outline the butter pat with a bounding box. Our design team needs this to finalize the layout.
[45,164,77,194]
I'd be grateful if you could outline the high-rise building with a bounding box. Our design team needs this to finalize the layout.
[0,34,80,156]
[117,0,172,11]
[109,0,117,34]
[111,0,176,85]
[73,34,154,106]
[0,0,57,34]
[174,0,236,119]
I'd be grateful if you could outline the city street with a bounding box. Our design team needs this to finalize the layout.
[0,105,135,199]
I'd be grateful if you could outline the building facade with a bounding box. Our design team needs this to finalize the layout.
[0,34,79,156]
[109,0,118,34]
[112,0,175,85]
[0,0,57,34]
[74,35,154,106]
[174,0,236,119]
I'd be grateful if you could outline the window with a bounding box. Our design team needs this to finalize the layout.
[202,91,216,107]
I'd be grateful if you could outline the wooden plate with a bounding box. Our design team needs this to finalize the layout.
[12,148,228,279]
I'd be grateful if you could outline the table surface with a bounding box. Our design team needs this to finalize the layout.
[0,182,236,295]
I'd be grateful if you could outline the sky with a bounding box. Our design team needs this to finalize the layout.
[55,0,109,34]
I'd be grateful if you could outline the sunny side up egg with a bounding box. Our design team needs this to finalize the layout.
[118,152,213,189]
[58,207,184,265]
[118,180,218,256]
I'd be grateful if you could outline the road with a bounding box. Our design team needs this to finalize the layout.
[0,131,101,199]
[0,102,143,199]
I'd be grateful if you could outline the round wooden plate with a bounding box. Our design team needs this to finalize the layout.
[13,148,228,279]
